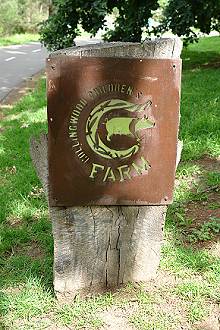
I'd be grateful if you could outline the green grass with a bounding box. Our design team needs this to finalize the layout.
[0,36,220,329]
[0,33,39,47]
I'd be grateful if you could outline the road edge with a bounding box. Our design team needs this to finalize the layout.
[0,69,45,107]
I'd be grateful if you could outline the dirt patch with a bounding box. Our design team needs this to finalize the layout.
[26,241,45,259]
[14,241,45,259]
[183,178,220,242]
[209,241,220,258]
[148,270,178,289]
[186,191,220,225]
[2,286,21,295]
[194,156,220,172]
[195,305,220,330]
[175,156,220,248]
[7,216,22,227]
[182,190,220,249]
[97,271,195,330]
[99,305,137,330]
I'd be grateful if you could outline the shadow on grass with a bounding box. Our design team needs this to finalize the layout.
[182,50,220,70]
[0,78,54,293]
[182,36,220,70]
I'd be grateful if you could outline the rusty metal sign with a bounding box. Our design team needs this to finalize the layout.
[47,56,181,206]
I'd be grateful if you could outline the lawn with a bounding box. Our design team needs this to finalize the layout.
[0,34,39,47]
[0,36,220,329]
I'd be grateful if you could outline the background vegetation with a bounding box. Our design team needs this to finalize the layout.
[1,0,219,49]
[0,0,50,36]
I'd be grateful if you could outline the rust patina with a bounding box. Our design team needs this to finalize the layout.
[47,56,181,206]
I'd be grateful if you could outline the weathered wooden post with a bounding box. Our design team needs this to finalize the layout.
[30,38,182,301]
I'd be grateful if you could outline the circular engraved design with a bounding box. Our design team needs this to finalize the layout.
[85,99,154,160]
[68,93,155,183]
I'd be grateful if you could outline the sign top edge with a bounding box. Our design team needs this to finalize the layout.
[48,37,182,59]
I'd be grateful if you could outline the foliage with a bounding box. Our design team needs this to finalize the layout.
[0,0,49,36]
[103,0,158,42]
[40,0,220,50]
[40,0,159,51]
[158,0,220,44]
[40,0,108,50]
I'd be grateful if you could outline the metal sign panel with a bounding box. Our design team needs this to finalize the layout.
[47,56,181,206]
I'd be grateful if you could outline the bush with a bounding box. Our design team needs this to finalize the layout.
[0,0,49,36]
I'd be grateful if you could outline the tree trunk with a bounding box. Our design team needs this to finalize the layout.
[30,38,182,301]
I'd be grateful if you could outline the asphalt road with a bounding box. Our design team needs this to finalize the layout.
[0,42,48,101]
[0,38,102,101]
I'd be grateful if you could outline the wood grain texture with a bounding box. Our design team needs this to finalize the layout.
[30,38,182,300]
[50,38,182,59]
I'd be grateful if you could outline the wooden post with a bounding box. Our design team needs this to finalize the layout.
[30,38,182,301]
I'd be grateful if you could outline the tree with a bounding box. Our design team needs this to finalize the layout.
[40,0,159,51]
[103,0,159,42]
[158,0,220,44]
[40,0,220,50]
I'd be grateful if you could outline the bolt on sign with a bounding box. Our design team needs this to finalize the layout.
[47,56,181,206]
